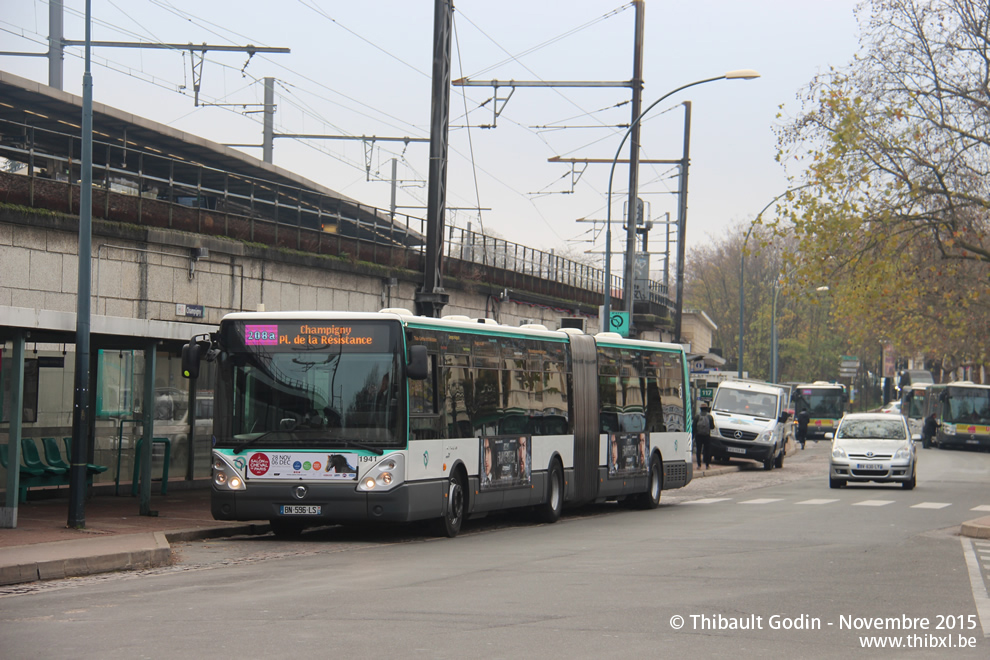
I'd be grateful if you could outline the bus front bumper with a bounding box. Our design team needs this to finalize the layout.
[212,479,444,524]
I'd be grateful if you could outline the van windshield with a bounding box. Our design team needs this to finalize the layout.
[713,389,778,418]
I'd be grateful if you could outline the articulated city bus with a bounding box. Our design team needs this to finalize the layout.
[182,309,693,537]
[924,381,990,451]
[790,381,848,441]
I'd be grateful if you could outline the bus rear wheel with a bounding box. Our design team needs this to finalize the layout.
[432,469,466,538]
[536,460,564,523]
[633,455,662,510]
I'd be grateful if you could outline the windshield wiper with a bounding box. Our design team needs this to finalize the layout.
[337,439,384,455]
[234,431,385,456]
[233,429,281,454]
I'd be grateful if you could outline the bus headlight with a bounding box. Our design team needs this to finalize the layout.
[357,453,405,492]
[943,425,956,435]
[212,451,247,491]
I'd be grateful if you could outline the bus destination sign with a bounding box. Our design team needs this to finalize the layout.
[242,322,385,348]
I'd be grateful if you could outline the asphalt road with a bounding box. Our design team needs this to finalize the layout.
[2,442,988,659]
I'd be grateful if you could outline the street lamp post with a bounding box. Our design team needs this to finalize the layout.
[737,184,812,378]
[771,276,828,384]
[603,69,759,334]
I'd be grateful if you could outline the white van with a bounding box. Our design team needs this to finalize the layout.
[707,380,791,470]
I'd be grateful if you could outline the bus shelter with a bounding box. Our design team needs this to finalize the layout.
[0,305,213,527]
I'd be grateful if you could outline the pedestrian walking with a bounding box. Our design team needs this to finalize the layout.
[796,408,810,450]
[921,413,938,449]
[694,402,713,470]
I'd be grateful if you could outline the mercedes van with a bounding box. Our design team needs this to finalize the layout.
[708,380,791,470]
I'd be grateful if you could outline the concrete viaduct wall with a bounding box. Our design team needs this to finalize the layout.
[0,204,601,333]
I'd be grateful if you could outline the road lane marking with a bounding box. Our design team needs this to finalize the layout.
[971,505,990,512]
[961,538,990,638]
[853,500,895,507]
[911,502,952,509]
[684,498,732,504]
[797,499,839,505]
[738,498,783,505]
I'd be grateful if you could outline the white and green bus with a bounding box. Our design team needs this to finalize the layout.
[182,309,693,537]
[924,381,990,451]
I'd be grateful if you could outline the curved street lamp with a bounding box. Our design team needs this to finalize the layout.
[736,183,813,378]
[602,69,760,334]
[771,283,829,383]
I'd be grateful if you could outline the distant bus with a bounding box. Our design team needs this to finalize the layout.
[182,309,693,538]
[900,383,930,440]
[924,382,990,451]
[790,381,848,440]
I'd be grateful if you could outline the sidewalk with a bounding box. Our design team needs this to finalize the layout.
[0,483,269,586]
[2,452,988,586]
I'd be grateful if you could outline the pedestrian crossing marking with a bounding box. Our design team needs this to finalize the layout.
[681,499,990,512]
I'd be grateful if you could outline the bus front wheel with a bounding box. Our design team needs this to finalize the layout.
[432,469,466,538]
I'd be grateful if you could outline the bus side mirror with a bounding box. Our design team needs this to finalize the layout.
[407,345,428,380]
[181,342,202,379]
[181,333,216,379]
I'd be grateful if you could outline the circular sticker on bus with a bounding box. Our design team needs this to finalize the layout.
[248,452,270,476]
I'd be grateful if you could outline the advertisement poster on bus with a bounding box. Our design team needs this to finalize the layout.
[243,451,358,481]
[608,432,649,478]
[479,436,531,491]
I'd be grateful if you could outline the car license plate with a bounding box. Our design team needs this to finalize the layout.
[726,446,746,455]
[855,463,883,470]
[280,505,321,515]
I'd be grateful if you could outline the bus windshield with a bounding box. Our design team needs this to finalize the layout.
[944,387,990,426]
[215,319,405,449]
[793,388,845,418]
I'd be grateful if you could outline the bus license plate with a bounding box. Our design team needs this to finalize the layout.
[280,505,321,516]
[855,463,883,470]
[726,446,746,455]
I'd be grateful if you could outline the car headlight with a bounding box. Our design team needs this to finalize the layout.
[831,446,847,460]
[894,446,912,460]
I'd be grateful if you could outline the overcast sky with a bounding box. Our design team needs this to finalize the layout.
[1,0,863,277]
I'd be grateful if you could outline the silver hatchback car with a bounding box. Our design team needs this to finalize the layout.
[828,413,916,489]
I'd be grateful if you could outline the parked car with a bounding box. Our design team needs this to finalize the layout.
[828,413,916,490]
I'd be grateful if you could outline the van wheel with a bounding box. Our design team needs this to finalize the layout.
[763,456,774,471]
[774,448,784,469]
[536,461,564,523]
